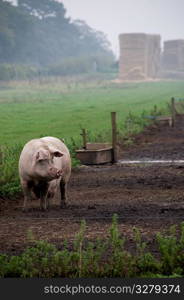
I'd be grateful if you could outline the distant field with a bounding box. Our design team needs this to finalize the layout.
[0,78,184,147]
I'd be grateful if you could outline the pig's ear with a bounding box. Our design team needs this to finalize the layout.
[53,151,64,157]
[49,147,64,157]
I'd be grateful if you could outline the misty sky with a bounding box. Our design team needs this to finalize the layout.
[9,0,184,56]
[61,0,184,56]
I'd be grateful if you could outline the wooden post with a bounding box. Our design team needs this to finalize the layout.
[111,112,118,163]
[80,129,87,149]
[154,105,157,115]
[171,97,175,127]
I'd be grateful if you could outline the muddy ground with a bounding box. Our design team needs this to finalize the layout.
[1,116,184,255]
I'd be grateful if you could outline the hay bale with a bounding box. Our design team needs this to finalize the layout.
[162,39,184,71]
[126,66,146,80]
[119,33,161,80]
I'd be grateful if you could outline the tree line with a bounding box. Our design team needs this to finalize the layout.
[0,0,115,79]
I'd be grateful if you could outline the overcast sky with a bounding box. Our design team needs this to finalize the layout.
[61,0,184,56]
[9,0,184,56]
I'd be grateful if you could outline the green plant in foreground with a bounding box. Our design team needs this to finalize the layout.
[0,217,184,277]
[156,223,184,276]
[73,220,86,277]
[133,227,160,276]
[107,214,131,277]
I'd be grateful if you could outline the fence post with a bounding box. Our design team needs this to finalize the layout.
[81,129,87,149]
[111,112,118,163]
[171,97,175,127]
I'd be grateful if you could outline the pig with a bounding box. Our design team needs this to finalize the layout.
[19,136,71,211]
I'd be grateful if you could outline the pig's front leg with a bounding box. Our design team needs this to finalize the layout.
[39,182,49,211]
[21,181,32,212]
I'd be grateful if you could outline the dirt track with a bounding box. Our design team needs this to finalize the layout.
[1,116,184,254]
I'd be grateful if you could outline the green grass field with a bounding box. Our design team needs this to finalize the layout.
[1,79,184,147]
[0,77,184,196]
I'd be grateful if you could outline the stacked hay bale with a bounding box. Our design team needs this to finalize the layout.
[119,33,161,80]
[162,40,184,71]
[147,35,161,78]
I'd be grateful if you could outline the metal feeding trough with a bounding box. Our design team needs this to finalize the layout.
[76,143,113,165]
[75,112,118,165]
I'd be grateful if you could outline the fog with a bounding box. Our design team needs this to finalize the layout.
[3,0,184,78]
[61,0,184,56]
[1,0,117,77]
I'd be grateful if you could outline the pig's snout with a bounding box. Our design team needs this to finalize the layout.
[49,167,62,179]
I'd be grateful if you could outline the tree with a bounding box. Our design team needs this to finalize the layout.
[18,0,66,19]
[73,20,113,55]
[0,0,33,62]
[0,0,114,68]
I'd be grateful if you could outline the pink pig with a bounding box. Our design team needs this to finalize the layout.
[19,136,71,211]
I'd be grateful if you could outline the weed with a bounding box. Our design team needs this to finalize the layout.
[0,216,184,278]
[156,223,184,276]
